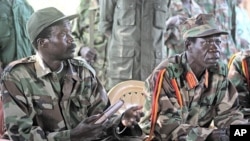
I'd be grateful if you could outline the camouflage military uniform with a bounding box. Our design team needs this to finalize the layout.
[99,0,170,90]
[1,54,123,141]
[196,0,239,63]
[165,0,206,57]
[228,50,250,119]
[72,0,108,87]
[140,53,247,140]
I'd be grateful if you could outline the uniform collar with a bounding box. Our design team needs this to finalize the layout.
[34,53,82,81]
[181,54,209,89]
[34,53,53,78]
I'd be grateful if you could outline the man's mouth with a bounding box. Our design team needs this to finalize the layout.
[206,58,219,63]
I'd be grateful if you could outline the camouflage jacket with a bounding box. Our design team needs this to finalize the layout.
[0,54,124,141]
[140,53,247,141]
[228,50,250,119]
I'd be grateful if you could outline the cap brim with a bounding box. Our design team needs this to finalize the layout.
[183,24,229,39]
[193,28,228,38]
[49,14,79,26]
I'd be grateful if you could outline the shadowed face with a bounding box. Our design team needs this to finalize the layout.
[188,35,222,68]
[43,20,76,61]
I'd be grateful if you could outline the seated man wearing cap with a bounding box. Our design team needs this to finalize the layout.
[140,13,248,141]
[0,7,144,141]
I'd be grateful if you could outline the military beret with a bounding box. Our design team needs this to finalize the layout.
[27,7,78,43]
[181,13,228,39]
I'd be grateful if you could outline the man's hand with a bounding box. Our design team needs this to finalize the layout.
[206,128,230,141]
[165,15,187,28]
[70,114,106,141]
[79,47,97,64]
[121,105,144,127]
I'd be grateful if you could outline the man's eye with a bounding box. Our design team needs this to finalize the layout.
[205,41,211,44]
[203,40,221,45]
[60,32,66,36]
[215,40,221,45]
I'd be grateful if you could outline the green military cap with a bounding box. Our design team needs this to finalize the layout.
[181,13,228,39]
[27,7,78,43]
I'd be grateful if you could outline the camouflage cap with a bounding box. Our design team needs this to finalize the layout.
[181,13,228,39]
[27,7,78,43]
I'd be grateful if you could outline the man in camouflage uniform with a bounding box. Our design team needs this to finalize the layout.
[72,0,108,87]
[196,0,239,63]
[140,14,248,141]
[228,50,250,119]
[99,0,171,90]
[0,7,144,141]
[165,0,206,57]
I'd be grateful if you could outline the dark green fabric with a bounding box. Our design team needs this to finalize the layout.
[0,0,34,68]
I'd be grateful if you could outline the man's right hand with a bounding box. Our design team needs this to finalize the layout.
[165,15,187,28]
[70,114,106,141]
[79,47,97,64]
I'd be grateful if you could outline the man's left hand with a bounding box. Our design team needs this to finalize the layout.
[79,47,97,64]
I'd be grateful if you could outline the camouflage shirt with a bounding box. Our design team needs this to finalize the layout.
[141,53,247,141]
[228,50,250,119]
[0,54,121,141]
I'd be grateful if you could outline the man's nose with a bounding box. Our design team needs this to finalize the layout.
[67,34,74,43]
[208,44,220,52]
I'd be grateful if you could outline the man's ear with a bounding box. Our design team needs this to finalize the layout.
[37,38,49,47]
[185,40,191,50]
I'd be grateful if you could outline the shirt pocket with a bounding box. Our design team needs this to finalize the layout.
[116,0,136,26]
[107,45,135,79]
[153,3,168,29]
[0,14,10,38]
[113,0,136,43]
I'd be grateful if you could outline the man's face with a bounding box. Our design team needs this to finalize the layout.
[189,35,222,68]
[45,20,76,61]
